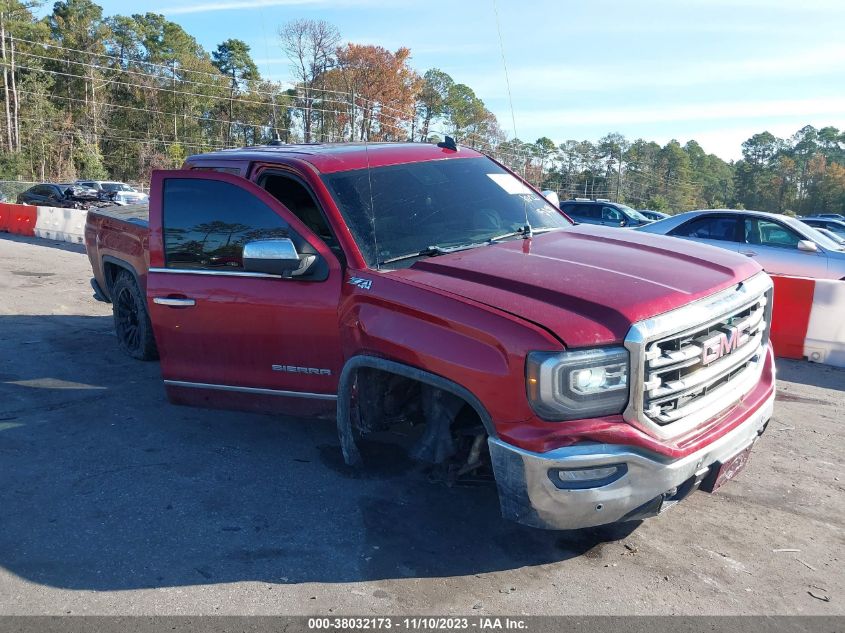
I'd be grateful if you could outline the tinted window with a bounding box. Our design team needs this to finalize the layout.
[671,216,738,241]
[567,204,599,219]
[602,206,623,222]
[745,218,802,249]
[261,174,336,248]
[163,178,290,270]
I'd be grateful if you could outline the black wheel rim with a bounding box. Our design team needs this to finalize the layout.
[115,287,141,352]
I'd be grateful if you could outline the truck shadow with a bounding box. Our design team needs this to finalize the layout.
[775,357,844,391]
[0,232,86,254]
[0,314,638,591]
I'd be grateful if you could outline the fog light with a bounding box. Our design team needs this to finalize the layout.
[548,464,627,489]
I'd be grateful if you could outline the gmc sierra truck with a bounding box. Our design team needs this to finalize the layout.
[85,141,776,529]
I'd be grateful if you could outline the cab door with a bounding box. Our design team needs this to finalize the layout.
[145,170,344,414]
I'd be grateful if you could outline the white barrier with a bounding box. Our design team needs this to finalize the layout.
[33,206,86,244]
[804,279,845,368]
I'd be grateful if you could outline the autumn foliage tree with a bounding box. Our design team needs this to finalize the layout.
[331,44,419,142]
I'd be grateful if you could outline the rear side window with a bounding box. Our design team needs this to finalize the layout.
[566,204,599,219]
[671,216,738,241]
[162,178,291,270]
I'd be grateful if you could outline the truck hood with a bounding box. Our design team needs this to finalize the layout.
[396,225,762,347]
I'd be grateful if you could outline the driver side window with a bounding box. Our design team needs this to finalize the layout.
[602,206,622,222]
[162,178,291,270]
[745,218,802,249]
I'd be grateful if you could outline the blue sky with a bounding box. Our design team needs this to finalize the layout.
[82,0,845,160]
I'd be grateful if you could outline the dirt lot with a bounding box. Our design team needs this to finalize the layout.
[0,233,842,616]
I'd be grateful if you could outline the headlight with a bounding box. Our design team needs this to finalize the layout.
[526,347,629,420]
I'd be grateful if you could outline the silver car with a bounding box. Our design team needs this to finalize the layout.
[638,209,845,280]
[76,180,149,205]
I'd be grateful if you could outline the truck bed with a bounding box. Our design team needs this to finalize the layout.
[85,204,151,301]
[88,203,150,228]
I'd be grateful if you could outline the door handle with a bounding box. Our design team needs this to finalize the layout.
[153,296,196,307]
[741,251,756,257]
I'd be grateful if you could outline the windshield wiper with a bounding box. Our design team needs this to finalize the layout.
[378,243,481,266]
[378,228,565,266]
[488,226,562,242]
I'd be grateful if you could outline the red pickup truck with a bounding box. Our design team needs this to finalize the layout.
[85,141,776,529]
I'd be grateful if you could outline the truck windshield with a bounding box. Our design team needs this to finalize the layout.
[322,156,572,267]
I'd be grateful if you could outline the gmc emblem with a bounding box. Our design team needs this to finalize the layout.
[700,326,749,365]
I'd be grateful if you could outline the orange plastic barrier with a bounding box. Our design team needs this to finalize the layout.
[0,202,36,236]
[770,275,816,360]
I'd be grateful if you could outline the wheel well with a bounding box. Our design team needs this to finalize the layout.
[336,356,495,474]
[102,259,137,293]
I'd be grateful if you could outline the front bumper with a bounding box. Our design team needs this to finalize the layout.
[489,389,774,530]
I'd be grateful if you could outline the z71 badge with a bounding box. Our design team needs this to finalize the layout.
[348,277,372,290]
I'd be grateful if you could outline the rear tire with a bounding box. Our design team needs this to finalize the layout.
[111,270,158,361]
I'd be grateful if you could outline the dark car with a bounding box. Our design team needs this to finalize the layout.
[811,213,845,221]
[16,183,99,207]
[801,217,845,238]
[560,198,653,228]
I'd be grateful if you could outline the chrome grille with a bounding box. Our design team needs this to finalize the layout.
[624,273,773,439]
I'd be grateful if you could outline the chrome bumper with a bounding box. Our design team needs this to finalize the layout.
[489,390,775,530]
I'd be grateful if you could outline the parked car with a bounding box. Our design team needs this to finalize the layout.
[16,183,99,207]
[638,209,670,221]
[76,180,149,205]
[639,209,845,279]
[813,227,845,246]
[559,198,654,227]
[85,142,775,531]
[810,213,845,221]
[801,216,845,238]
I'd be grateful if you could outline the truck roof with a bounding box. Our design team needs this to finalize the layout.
[186,142,484,174]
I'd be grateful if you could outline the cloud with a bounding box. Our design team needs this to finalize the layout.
[157,0,374,15]
[466,43,845,98]
[502,96,845,130]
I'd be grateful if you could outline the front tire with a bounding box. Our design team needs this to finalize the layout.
[111,271,158,361]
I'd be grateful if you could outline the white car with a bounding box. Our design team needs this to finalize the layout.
[76,180,149,206]
[638,209,845,280]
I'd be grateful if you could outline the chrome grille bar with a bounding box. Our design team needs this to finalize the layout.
[623,272,773,440]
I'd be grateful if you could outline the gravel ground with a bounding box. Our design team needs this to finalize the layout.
[0,233,842,616]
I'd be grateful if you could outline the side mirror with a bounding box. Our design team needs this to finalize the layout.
[243,239,316,277]
[541,190,560,208]
[797,240,818,253]
[619,218,627,227]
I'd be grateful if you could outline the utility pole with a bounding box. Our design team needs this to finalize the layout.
[349,90,355,143]
[616,147,623,202]
[1,14,13,152]
[172,60,178,141]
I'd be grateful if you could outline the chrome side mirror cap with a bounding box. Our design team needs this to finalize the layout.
[797,239,819,253]
[243,238,316,277]
[541,190,560,208]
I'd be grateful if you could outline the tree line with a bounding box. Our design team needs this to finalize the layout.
[0,0,842,215]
